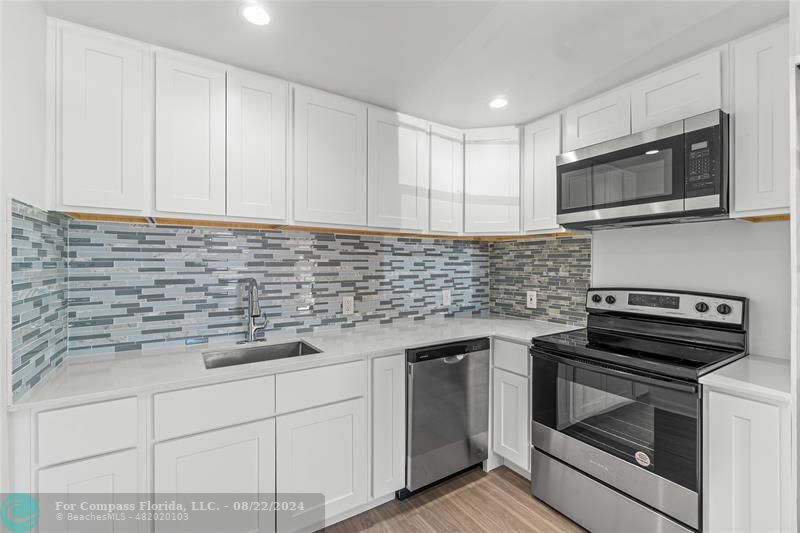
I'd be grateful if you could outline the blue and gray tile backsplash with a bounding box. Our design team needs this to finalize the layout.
[10,199,592,400]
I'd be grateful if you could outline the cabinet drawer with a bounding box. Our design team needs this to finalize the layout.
[276,361,366,413]
[493,339,529,376]
[154,375,275,441]
[38,398,138,466]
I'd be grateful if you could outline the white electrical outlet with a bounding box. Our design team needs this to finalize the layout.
[442,289,452,307]
[526,291,538,309]
[343,295,354,315]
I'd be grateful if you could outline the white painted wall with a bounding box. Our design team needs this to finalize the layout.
[1,0,47,207]
[592,219,791,359]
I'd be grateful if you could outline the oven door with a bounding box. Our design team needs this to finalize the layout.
[531,348,700,529]
[557,125,686,226]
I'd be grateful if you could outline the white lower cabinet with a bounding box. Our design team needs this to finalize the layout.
[371,354,405,497]
[276,398,368,531]
[705,389,792,532]
[38,449,139,493]
[492,368,529,471]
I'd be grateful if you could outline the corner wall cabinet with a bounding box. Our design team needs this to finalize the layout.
[429,124,464,234]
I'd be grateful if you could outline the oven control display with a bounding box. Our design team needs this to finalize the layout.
[628,293,680,309]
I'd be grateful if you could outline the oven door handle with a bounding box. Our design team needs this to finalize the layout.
[532,348,698,394]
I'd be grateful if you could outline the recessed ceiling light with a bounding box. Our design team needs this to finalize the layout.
[489,96,508,109]
[645,149,660,155]
[242,4,270,25]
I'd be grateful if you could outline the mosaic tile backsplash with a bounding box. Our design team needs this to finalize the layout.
[10,202,69,400]
[489,236,592,325]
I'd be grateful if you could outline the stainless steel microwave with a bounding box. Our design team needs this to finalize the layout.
[556,110,729,229]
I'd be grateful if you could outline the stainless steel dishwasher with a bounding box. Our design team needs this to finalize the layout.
[401,337,490,497]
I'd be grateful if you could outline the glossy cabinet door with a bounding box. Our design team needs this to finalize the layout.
[58,24,145,212]
[563,89,630,152]
[492,368,529,470]
[38,449,139,493]
[154,419,276,533]
[276,398,367,531]
[464,126,520,234]
[522,114,561,233]
[227,68,288,221]
[630,51,721,132]
[367,108,429,231]
[155,52,226,215]
[429,125,464,234]
[732,23,790,216]
[293,86,368,226]
[371,354,405,498]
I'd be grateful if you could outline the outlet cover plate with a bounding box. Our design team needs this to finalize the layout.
[442,289,452,307]
[526,291,537,309]
[343,295,354,315]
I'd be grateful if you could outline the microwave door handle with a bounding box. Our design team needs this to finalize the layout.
[532,349,698,394]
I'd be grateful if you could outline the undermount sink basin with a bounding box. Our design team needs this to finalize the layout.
[203,341,322,369]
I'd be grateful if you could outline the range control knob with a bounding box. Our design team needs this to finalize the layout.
[591,294,602,303]
[605,295,616,305]
[695,302,709,313]
[717,303,732,315]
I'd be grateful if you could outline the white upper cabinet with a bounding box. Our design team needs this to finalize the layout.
[522,114,561,233]
[293,86,368,226]
[563,89,630,152]
[367,108,429,231]
[226,68,288,221]
[732,23,790,216]
[155,51,226,215]
[464,126,520,234]
[631,51,722,132]
[58,24,146,212]
[429,124,464,234]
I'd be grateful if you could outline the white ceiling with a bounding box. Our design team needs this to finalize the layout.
[43,0,789,128]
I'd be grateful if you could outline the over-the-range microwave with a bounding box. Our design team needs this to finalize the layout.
[556,109,729,229]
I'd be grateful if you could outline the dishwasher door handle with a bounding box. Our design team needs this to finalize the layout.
[442,354,466,364]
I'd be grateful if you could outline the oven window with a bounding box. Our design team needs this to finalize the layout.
[552,364,697,491]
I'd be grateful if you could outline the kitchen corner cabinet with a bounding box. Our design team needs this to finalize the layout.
[155,52,226,215]
[429,125,464,234]
[464,126,520,234]
[522,114,561,233]
[226,69,288,221]
[704,389,792,532]
[731,22,790,216]
[57,23,146,212]
[367,109,429,231]
[38,449,139,493]
[371,354,406,498]
[563,89,630,152]
[293,86,368,226]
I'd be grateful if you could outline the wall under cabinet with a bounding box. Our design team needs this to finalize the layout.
[592,219,790,359]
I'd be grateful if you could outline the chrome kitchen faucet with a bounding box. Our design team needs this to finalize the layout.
[240,278,267,344]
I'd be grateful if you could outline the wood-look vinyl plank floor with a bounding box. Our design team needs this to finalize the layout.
[324,467,584,533]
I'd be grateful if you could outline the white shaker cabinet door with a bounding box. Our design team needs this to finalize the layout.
[464,126,520,234]
[38,449,139,493]
[293,86,368,226]
[227,69,288,221]
[732,23,790,216]
[371,354,406,498]
[522,114,561,233]
[563,89,630,152]
[492,368,529,471]
[58,24,146,211]
[367,108,429,231]
[429,125,464,234]
[155,52,226,216]
[630,51,721,132]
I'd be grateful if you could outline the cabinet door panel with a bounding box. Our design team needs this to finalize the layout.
[59,25,145,211]
[429,125,464,234]
[523,114,560,232]
[564,90,630,151]
[38,449,138,493]
[227,69,288,221]
[371,354,405,497]
[732,23,790,215]
[155,53,226,215]
[367,109,428,231]
[293,87,367,226]
[492,369,528,470]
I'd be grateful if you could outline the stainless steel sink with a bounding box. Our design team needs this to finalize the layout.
[203,341,322,369]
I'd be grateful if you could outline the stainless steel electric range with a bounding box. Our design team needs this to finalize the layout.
[530,288,748,533]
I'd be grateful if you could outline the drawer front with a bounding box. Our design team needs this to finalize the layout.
[38,397,138,466]
[276,360,366,413]
[493,339,529,376]
[154,375,276,441]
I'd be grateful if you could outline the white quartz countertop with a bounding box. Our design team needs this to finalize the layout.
[699,354,791,403]
[14,316,577,410]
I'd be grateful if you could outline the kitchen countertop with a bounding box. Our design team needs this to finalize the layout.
[13,316,578,410]
[700,354,791,403]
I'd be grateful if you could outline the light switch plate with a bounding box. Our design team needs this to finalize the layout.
[442,289,452,307]
[343,295,354,315]
[526,291,537,309]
